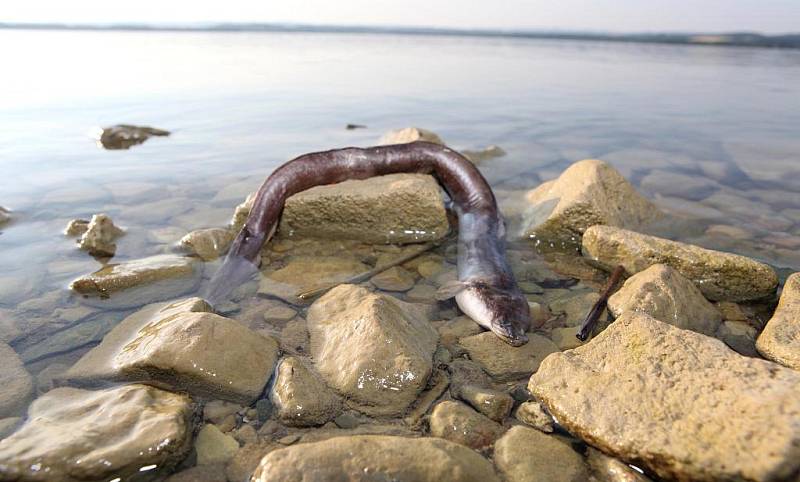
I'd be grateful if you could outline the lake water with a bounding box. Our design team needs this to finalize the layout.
[1,28,799,480]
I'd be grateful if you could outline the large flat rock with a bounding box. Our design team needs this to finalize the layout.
[65,297,278,404]
[69,254,202,308]
[251,435,499,482]
[523,159,661,245]
[529,312,800,482]
[582,225,778,302]
[757,272,800,370]
[0,343,33,418]
[306,284,438,416]
[607,264,721,335]
[278,173,449,244]
[0,384,194,482]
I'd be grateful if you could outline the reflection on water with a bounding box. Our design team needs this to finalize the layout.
[0,28,799,479]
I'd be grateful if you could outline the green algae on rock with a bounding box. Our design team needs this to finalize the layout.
[0,384,194,482]
[251,435,500,482]
[529,312,800,482]
[582,225,779,302]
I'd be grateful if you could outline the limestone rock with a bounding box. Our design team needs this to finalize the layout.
[203,400,243,425]
[428,400,505,450]
[436,316,483,346]
[230,192,255,232]
[195,424,239,465]
[515,400,554,433]
[550,326,584,350]
[65,297,279,404]
[77,213,124,257]
[0,417,21,440]
[251,435,500,482]
[523,159,661,245]
[225,441,277,482]
[64,218,89,236]
[307,284,438,416]
[0,384,193,482]
[378,127,444,146]
[549,292,601,327]
[69,254,202,308]
[607,264,722,335]
[717,320,759,357]
[756,272,800,369]
[0,343,33,418]
[582,225,778,302]
[371,266,416,292]
[179,227,233,261]
[278,173,449,244]
[494,426,589,482]
[586,447,653,482]
[96,124,170,150]
[166,464,227,482]
[263,302,297,323]
[452,384,513,422]
[261,255,368,296]
[269,356,342,426]
[530,312,800,482]
[461,145,506,163]
[459,332,558,381]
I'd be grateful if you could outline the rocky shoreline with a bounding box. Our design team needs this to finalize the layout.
[1,128,799,482]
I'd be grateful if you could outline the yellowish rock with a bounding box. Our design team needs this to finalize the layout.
[269,356,342,426]
[77,213,124,257]
[428,400,505,450]
[756,272,800,369]
[459,331,558,381]
[195,424,239,466]
[494,426,589,482]
[378,127,445,145]
[180,227,233,261]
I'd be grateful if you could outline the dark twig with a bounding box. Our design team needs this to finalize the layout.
[576,265,626,341]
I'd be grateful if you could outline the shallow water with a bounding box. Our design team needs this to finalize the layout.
[1,29,799,480]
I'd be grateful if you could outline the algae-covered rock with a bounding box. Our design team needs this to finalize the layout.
[530,312,800,482]
[378,127,444,146]
[251,435,500,482]
[458,331,558,381]
[582,225,778,302]
[278,173,449,244]
[269,356,342,426]
[523,159,661,245]
[69,254,202,308]
[756,272,800,369]
[65,297,278,404]
[306,284,438,416]
[428,400,505,450]
[607,264,721,335]
[0,384,194,482]
[494,426,589,482]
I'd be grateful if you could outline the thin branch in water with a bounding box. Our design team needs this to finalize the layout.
[576,265,626,342]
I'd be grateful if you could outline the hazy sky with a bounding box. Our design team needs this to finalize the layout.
[3,0,799,34]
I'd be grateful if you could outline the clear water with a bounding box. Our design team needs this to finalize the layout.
[1,28,799,479]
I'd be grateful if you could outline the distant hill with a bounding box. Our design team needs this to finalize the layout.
[2,22,798,49]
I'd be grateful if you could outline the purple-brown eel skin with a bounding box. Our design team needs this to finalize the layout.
[206,141,532,346]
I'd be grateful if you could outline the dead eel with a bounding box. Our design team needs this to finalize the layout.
[207,141,532,346]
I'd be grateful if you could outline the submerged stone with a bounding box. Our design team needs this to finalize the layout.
[458,331,558,381]
[452,384,513,422]
[76,213,124,257]
[195,424,239,466]
[530,312,800,482]
[378,127,445,146]
[179,227,233,261]
[523,159,661,246]
[0,384,194,482]
[582,225,778,302]
[494,426,589,482]
[65,297,279,404]
[370,266,416,292]
[269,356,342,426]
[306,284,438,416]
[278,173,449,244]
[260,255,368,296]
[251,435,500,482]
[0,207,10,227]
[0,343,33,418]
[607,264,722,335]
[69,254,202,308]
[428,400,505,450]
[96,124,170,150]
[515,400,554,433]
[756,272,800,370]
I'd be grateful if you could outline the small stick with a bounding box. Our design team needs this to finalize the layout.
[576,265,626,342]
[296,241,438,301]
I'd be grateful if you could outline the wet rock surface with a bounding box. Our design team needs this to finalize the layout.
[307,284,438,416]
[582,225,779,301]
[607,264,722,335]
[756,272,800,369]
[459,332,558,381]
[452,384,513,422]
[179,227,233,261]
[75,213,124,257]
[195,424,239,466]
[269,356,342,426]
[260,255,368,297]
[378,126,445,145]
[0,384,194,482]
[428,400,505,449]
[370,266,416,292]
[523,159,661,245]
[251,435,500,482]
[0,343,33,418]
[96,124,170,150]
[65,297,279,403]
[494,426,589,482]
[515,400,554,433]
[278,173,449,244]
[0,207,10,227]
[530,312,800,482]
[69,254,202,307]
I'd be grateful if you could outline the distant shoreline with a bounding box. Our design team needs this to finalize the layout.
[2,22,799,49]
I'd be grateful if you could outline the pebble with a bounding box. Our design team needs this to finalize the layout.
[195,424,240,465]
[371,266,416,292]
[262,303,297,323]
[515,400,555,433]
[333,413,360,429]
